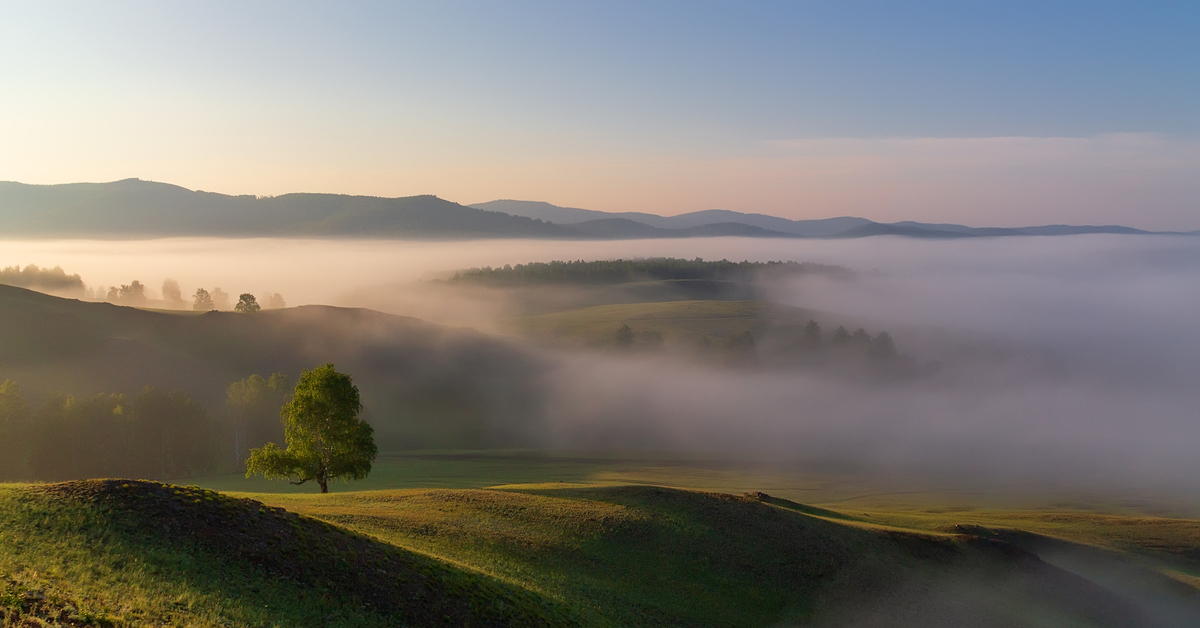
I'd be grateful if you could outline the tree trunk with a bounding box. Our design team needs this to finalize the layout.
[319,479,328,493]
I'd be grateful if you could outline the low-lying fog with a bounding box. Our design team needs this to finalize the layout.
[5,234,1200,495]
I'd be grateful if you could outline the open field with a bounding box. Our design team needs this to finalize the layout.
[193,450,1200,517]
[506,299,830,346]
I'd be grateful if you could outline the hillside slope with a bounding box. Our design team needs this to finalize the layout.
[0,284,550,450]
[0,480,576,627]
[250,484,1154,628]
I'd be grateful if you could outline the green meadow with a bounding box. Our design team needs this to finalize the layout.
[5,451,1200,627]
[506,299,826,347]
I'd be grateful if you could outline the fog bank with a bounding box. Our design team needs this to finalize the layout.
[4,234,1199,492]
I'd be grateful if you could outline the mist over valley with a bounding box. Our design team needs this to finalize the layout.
[4,234,1197,501]
[4,3,1199,624]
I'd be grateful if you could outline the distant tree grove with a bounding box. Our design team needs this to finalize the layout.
[0,263,290,311]
[599,318,920,378]
[449,257,854,285]
[0,369,341,484]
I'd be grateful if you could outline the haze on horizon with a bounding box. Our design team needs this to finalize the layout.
[2,2,1198,230]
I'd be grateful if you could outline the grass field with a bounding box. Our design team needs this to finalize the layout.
[8,443,1200,626]
[0,480,577,628]
[10,476,1190,627]
[183,450,1200,626]
[505,300,831,347]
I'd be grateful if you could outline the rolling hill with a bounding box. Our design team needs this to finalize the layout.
[5,479,1184,627]
[0,479,577,627]
[0,284,550,450]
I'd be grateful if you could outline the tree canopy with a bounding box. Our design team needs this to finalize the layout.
[448,258,853,285]
[235,293,261,313]
[26,387,215,481]
[193,288,214,311]
[245,364,376,493]
[0,380,30,478]
[226,373,290,465]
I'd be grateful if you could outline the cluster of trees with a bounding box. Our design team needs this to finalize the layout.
[0,373,287,482]
[192,289,284,312]
[226,373,291,465]
[0,383,217,481]
[103,280,148,304]
[613,324,664,350]
[0,264,86,297]
[793,321,898,360]
[606,320,902,369]
[0,365,376,491]
[1,263,288,311]
[450,258,853,286]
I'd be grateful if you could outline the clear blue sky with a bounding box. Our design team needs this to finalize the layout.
[1,1,1197,228]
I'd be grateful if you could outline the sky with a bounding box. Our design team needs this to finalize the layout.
[1,1,1197,229]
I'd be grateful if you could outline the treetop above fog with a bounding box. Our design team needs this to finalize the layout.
[447,258,853,286]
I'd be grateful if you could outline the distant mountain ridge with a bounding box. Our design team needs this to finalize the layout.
[0,179,569,238]
[472,199,1195,239]
[0,179,1192,239]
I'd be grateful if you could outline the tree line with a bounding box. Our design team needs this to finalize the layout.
[449,257,854,285]
[0,372,297,482]
[0,263,286,310]
[0,264,86,297]
[608,319,906,371]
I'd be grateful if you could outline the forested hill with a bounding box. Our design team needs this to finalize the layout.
[0,284,549,451]
[0,179,570,238]
[448,258,854,285]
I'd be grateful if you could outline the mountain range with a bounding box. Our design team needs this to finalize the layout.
[1,179,1194,239]
[471,200,1193,238]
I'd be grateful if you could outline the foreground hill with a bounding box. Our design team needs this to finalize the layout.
[4,480,1176,627]
[0,284,548,450]
[0,480,576,627]
[244,484,1162,627]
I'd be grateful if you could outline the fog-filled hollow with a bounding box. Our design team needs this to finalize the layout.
[3,234,1200,495]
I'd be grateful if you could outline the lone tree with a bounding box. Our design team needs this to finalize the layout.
[235,293,261,313]
[193,288,214,311]
[614,324,635,347]
[245,364,376,493]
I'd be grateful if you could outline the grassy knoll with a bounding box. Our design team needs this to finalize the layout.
[11,452,1200,626]
[0,480,576,627]
[6,471,1200,626]
[194,450,1200,625]
[244,484,1153,628]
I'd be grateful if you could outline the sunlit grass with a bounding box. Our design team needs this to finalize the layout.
[0,486,391,627]
[10,452,1200,626]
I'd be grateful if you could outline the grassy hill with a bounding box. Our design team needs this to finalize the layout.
[5,479,1183,627]
[256,484,1155,627]
[0,480,576,627]
[0,284,549,451]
